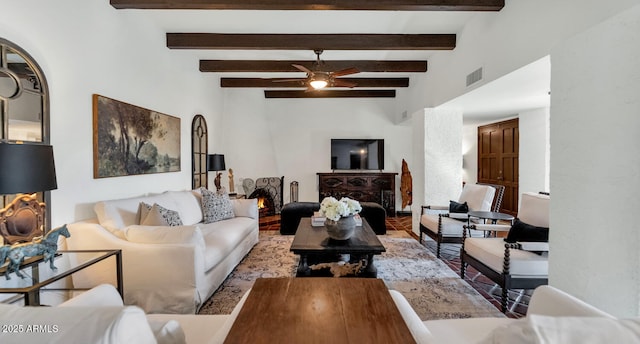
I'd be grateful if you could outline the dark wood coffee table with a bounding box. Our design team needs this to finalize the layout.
[224,277,416,344]
[290,218,385,277]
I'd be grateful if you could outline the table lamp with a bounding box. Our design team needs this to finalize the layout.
[0,143,57,243]
[208,154,225,191]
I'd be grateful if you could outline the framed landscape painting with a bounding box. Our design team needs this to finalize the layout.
[93,94,181,178]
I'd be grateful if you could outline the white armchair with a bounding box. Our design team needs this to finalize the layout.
[461,192,550,313]
[419,183,504,258]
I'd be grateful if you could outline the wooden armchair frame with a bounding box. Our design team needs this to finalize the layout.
[460,192,550,313]
[461,234,549,312]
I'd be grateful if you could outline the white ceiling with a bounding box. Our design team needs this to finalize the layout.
[440,56,551,123]
[131,9,550,121]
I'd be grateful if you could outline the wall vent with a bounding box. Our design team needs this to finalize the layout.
[466,67,483,87]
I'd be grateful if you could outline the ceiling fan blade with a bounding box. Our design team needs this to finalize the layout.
[332,79,358,88]
[331,67,360,77]
[271,78,304,83]
[292,64,313,74]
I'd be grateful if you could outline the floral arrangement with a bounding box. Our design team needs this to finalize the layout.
[319,196,362,221]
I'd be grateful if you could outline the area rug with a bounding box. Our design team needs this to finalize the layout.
[198,231,504,320]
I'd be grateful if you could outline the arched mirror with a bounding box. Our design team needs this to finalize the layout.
[1,38,48,142]
[192,114,208,189]
[0,38,51,232]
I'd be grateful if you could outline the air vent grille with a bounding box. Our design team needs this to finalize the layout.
[466,67,483,87]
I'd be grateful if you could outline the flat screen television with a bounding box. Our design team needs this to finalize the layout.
[331,139,384,170]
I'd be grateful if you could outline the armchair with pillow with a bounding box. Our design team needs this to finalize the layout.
[461,192,550,313]
[65,189,259,314]
[419,183,505,258]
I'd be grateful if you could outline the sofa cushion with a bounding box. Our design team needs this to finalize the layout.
[231,198,258,219]
[0,304,156,344]
[425,317,514,344]
[480,315,640,344]
[421,213,470,237]
[464,238,548,275]
[199,217,256,270]
[147,319,186,344]
[505,218,549,243]
[165,190,203,225]
[201,188,235,223]
[124,225,205,251]
[140,203,183,226]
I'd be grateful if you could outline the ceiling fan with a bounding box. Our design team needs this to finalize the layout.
[276,50,360,90]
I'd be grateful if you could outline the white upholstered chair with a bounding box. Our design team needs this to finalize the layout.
[461,192,550,313]
[419,183,504,258]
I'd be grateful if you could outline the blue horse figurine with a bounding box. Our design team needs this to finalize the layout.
[0,244,10,270]
[3,224,70,280]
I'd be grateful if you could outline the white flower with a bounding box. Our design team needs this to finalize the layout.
[319,196,361,221]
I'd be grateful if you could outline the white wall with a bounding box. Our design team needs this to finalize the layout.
[0,0,222,225]
[402,0,638,117]
[219,89,412,206]
[519,108,550,194]
[423,108,463,206]
[550,4,640,317]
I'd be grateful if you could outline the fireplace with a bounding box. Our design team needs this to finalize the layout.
[249,188,276,217]
[243,176,284,215]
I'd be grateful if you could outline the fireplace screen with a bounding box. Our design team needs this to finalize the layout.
[244,176,284,214]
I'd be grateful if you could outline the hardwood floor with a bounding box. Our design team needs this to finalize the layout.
[259,213,527,318]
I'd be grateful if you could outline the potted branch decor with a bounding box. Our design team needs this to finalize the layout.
[320,197,362,240]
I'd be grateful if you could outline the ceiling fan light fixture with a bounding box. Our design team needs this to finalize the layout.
[309,73,329,90]
[310,79,328,89]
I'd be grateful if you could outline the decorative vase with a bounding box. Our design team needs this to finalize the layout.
[325,215,356,240]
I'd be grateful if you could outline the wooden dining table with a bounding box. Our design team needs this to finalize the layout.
[223,277,416,344]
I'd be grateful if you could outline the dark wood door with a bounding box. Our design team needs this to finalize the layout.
[477,118,519,215]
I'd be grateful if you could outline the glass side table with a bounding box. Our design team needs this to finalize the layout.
[0,250,122,306]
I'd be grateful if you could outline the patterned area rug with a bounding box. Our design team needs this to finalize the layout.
[198,231,504,320]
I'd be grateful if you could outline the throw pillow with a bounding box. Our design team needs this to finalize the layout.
[505,218,549,243]
[449,200,469,213]
[200,187,235,223]
[136,202,153,224]
[141,203,183,227]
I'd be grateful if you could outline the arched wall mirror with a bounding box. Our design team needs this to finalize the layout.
[192,114,208,189]
[0,37,51,233]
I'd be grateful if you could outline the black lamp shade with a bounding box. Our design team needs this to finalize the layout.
[208,154,226,172]
[0,143,57,195]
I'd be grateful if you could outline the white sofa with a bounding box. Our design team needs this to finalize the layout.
[64,189,259,314]
[2,283,636,344]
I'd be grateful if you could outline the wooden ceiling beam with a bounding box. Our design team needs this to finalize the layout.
[112,0,505,11]
[201,60,427,73]
[168,33,455,50]
[264,90,396,98]
[221,77,409,88]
